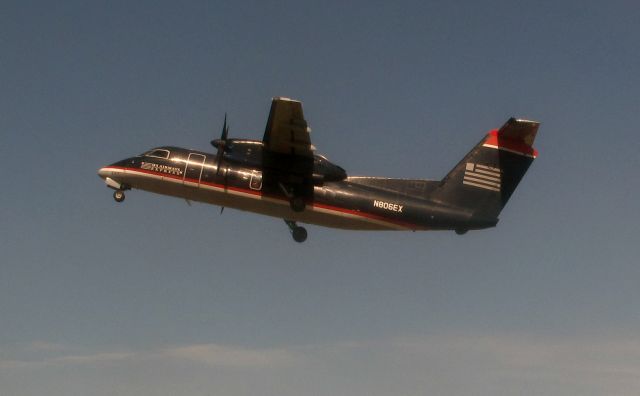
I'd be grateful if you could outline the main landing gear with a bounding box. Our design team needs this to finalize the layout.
[279,183,306,212]
[285,220,307,243]
[113,190,125,202]
[289,197,306,212]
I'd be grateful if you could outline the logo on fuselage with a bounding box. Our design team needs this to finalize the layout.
[141,162,183,176]
[373,200,403,213]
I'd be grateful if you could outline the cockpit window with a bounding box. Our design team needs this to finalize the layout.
[144,149,170,159]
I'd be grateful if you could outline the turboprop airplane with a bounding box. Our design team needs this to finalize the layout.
[98,97,539,242]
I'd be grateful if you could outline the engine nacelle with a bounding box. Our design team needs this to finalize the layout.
[313,155,347,183]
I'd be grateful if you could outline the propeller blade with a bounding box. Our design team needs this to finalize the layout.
[220,206,225,215]
[221,113,228,140]
[215,149,224,175]
[215,113,229,176]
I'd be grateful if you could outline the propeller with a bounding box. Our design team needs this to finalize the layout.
[211,114,230,215]
[211,113,230,176]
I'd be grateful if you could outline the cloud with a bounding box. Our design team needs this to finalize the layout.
[53,351,135,365]
[2,335,640,396]
[159,344,298,368]
[0,342,297,370]
[0,348,134,369]
[368,334,640,395]
[388,334,640,376]
[26,341,67,352]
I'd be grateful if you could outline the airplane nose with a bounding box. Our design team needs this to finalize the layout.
[97,167,109,179]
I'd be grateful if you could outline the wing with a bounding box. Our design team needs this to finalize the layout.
[263,97,313,158]
[261,97,315,202]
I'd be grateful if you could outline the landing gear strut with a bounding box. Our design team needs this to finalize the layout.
[113,190,125,202]
[285,220,307,243]
[290,197,306,212]
[279,183,306,212]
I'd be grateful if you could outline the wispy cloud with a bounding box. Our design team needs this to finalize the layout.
[388,334,640,376]
[0,342,297,370]
[0,346,134,369]
[159,344,298,367]
[53,351,136,365]
[2,335,640,395]
[25,341,67,352]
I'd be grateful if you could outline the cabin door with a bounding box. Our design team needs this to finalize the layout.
[184,153,206,187]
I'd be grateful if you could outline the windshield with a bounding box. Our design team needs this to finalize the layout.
[142,149,170,159]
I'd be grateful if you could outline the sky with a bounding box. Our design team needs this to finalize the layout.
[1,0,640,395]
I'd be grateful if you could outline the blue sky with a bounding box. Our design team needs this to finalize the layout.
[2,1,640,395]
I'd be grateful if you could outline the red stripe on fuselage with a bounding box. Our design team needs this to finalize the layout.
[101,166,421,230]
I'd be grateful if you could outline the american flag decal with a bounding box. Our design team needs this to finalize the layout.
[463,163,501,192]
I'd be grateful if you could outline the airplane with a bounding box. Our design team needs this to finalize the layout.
[98,97,539,243]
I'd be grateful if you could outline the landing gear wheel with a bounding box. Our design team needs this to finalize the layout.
[292,227,307,243]
[285,220,308,243]
[113,190,125,202]
[455,228,468,235]
[290,197,306,212]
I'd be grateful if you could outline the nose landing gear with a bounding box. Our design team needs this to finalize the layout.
[113,190,125,202]
[285,220,307,243]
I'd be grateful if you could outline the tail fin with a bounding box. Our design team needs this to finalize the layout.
[430,118,539,224]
